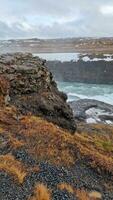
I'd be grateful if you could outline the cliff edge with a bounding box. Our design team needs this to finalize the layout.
[0,53,76,133]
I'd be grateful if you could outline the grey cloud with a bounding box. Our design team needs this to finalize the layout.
[0,0,113,39]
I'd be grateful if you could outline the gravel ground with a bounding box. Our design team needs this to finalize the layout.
[0,148,113,200]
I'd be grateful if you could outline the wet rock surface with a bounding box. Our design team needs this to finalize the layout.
[69,99,113,124]
[0,53,76,133]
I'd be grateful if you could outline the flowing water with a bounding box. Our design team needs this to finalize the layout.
[34,53,113,105]
[57,81,113,105]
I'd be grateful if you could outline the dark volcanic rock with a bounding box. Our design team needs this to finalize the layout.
[47,60,113,84]
[0,53,76,133]
[69,99,113,124]
[52,189,76,200]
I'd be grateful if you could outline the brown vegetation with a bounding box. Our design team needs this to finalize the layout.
[0,76,10,106]
[8,135,25,149]
[57,183,74,194]
[74,130,113,174]
[20,116,75,166]
[0,154,27,184]
[18,115,113,174]
[88,191,102,199]
[75,189,89,200]
[0,105,113,174]
[75,189,102,200]
[29,183,51,200]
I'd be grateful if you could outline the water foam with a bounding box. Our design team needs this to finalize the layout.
[57,82,113,105]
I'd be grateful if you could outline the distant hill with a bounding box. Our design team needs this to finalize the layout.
[0,37,113,53]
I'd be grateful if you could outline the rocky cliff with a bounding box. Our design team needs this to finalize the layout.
[0,53,113,200]
[47,60,113,84]
[0,53,76,133]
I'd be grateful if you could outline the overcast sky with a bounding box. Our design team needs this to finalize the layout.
[0,0,113,39]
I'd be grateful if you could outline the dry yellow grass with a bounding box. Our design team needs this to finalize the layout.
[58,183,74,194]
[0,106,19,127]
[0,154,27,184]
[74,133,113,173]
[0,105,113,175]
[0,76,10,107]
[89,191,102,199]
[29,183,51,200]
[9,135,25,149]
[75,189,89,200]
[19,116,113,174]
[20,116,75,166]
[0,127,4,133]
[0,129,24,150]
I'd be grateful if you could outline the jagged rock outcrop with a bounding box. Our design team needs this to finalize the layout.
[0,53,76,133]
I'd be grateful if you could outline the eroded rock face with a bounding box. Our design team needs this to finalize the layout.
[47,60,113,84]
[0,53,76,133]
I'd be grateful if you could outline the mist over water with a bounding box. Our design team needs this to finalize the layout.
[57,81,113,105]
[34,53,113,62]
[34,53,113,105]
[34,53,80,62]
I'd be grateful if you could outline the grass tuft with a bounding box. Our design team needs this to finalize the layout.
[58,183,74,194]
[75,189,89,200]
[0,154,27,184]
[9,135,25,149]
[89,191,102,199]
[29,183,51,200]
